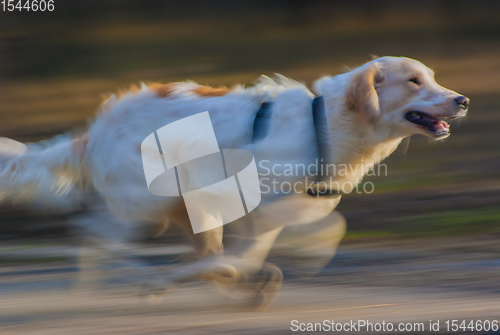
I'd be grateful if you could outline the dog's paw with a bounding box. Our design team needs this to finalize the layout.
[245,263,283,311]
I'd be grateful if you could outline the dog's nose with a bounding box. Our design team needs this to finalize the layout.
[455,96,469,110]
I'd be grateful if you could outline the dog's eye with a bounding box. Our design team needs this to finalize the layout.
[409,77,420,85]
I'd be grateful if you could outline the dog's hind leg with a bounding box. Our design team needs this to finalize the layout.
[72,204,166,289]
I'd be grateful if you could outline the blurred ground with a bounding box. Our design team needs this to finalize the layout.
[0,1,499,333]
[1,237,500,334]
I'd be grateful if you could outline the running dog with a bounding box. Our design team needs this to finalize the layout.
[0,56,469,309]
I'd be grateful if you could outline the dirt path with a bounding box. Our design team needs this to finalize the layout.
[1,283,500,335]
[1,238,500,334]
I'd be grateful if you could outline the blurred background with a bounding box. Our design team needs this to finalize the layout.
[0,1,499,334]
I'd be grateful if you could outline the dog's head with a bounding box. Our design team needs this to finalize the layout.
[322,56,469,140]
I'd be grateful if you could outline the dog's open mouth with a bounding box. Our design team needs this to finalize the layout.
[405,111,450,137]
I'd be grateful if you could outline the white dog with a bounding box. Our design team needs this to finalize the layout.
[0,56,468,308]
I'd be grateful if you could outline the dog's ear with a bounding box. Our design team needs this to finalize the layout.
[345,63,385,119]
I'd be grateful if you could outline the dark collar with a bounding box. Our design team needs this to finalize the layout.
[253,97,342,198]
[311,96,330,176]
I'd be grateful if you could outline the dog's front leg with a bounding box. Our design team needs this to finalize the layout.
[274,210,347,276]
[152,226,283,284]
[142,219,284,309]
[200,224,286,310]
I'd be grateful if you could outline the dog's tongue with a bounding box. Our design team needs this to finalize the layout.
[432,119,449,131]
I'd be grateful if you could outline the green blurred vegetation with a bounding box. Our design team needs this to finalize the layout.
[345,207,500,239]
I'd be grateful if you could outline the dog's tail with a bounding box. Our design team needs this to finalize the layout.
[0,134,90,200]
